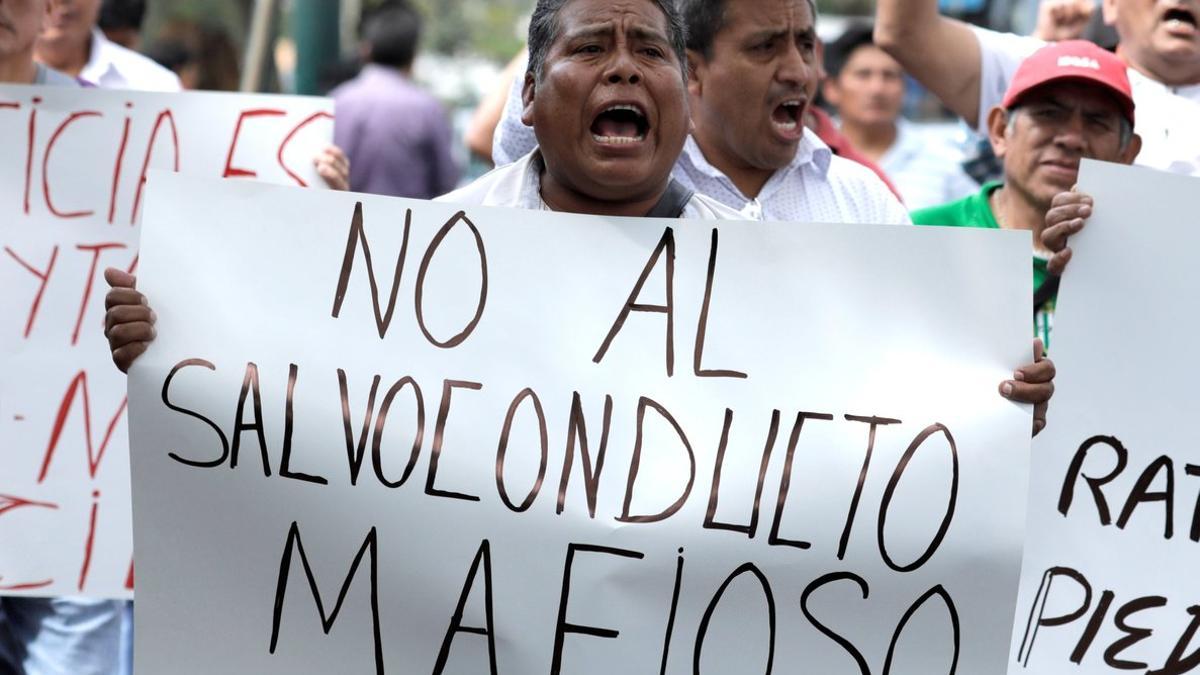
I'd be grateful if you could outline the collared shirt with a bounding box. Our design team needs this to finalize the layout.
[33,63,80,86]
[879,119,979,211]
[80,28,181,92]
[672,135,912,225]
[491,54,910,219]
[440,149,745,220]
[332,64,460,199]
[490,53,909,226]
[972,26,1200,176]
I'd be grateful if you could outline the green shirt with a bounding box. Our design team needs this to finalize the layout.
[911,182,1055,348]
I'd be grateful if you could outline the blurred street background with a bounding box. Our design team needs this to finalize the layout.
[138,0,1115,183]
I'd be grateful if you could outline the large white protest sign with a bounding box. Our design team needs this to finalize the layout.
[128,171,1033,674]
[0,84,332,599]
[1009,161,1200,674]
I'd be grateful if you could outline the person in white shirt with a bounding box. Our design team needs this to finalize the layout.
[677,0,910,225]
[875,0,1200,175]
[34,0,179,90]
[443,0,740,219]
[821,23,979,210]
[492,0,912,225]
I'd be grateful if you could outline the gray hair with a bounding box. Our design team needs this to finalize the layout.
[526,0,689,81]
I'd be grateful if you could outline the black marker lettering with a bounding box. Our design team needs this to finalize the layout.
[1104,596,1168,670]
[557,392,613,518]
[426,380,483,502]
[593,227,675,376]
[331,202,412,339]
[768,411,833,550]
[693,229,746,379]
[373,376,425,488]
[882,585,960,674]
[162,359,229,468]
[878,424,958,573]
[1150,605,1200,675]
[658,547,685,675]
[1058,435,1127,524]
[279,364,327,485]
[495,387,548,513]
[1116,455,1174,538]
[799,572,870,675]
[230,362,271,476]
[704,409,780,538]
[693,563,776,675]
[338,369,380,485]
[1070,590,1115,664]
[841,415,901,560]
[432,539,498,675]
[617,397,695,524]
[414,211,488,349]
[269,521,382,674]
[550,543,645,675]
[1016,566,1093,668]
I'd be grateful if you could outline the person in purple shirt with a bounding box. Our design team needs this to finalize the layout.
[332,3,460,199]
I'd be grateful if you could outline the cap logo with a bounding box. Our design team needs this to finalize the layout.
[1057,55,1101,70]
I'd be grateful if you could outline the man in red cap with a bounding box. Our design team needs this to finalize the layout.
[911,40,1142,350]
[876,0,1199,176]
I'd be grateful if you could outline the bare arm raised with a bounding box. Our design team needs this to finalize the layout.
[874,0,984,127]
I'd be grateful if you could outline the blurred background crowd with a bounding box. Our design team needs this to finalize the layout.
[101,0,1117,204]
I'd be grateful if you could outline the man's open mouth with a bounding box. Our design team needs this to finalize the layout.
[1163,6,1198,31]
[771,100,804,131]
[591,104,649,144]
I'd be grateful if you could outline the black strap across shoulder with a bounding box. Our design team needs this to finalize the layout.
[644,179,695,219]
[1033,275,1060,315]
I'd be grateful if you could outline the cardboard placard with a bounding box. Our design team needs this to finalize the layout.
[127,172,1033,674]
[0,84,333,598]
[1010,161,1200,674]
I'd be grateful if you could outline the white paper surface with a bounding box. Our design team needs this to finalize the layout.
[1009,160,1200,673]
[0,84,333,598]
[129,172,1033,674]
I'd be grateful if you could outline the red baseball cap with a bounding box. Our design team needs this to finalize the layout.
[1002,40,1135,125]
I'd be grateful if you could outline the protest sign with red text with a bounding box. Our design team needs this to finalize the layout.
[0,84,333,599]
